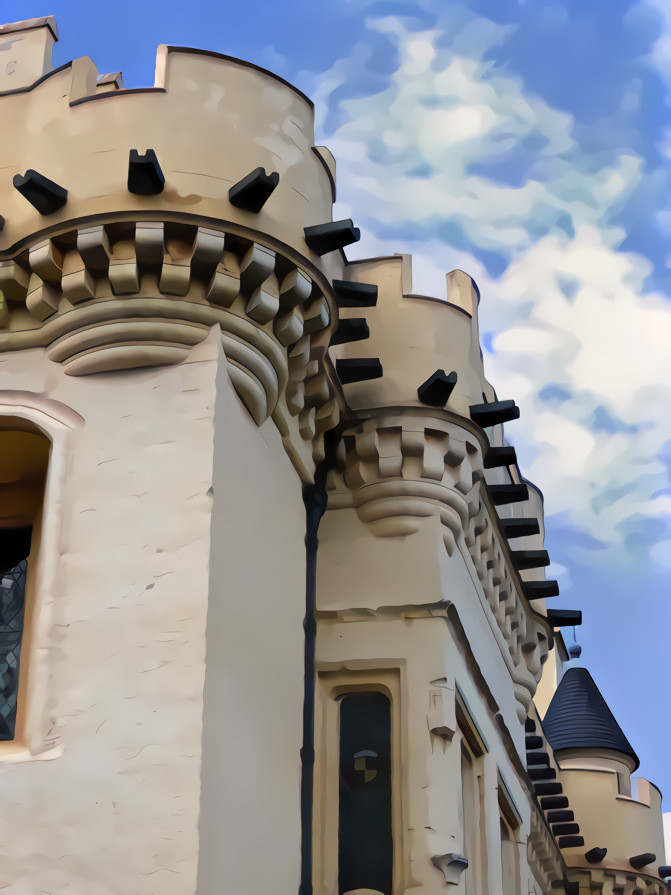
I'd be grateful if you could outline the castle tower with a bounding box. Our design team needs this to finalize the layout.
[0,15,664,895]
[543,658,667,894]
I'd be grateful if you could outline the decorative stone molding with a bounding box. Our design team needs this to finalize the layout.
[0,221,339,480]
[528,804,567,893]
[328,414,482,553]
[565,868,666,895]
[466,499,551,699]
[327,411,551,714]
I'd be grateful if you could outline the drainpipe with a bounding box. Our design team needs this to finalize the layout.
[299,432,338,895]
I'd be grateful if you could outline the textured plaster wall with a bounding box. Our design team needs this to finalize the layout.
[197,342,306,895]
[0,330,221,894]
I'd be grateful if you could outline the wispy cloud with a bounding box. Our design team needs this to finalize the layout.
[311,7,671,563]
[629,0,671,91]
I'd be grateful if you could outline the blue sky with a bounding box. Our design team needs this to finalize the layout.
[5,0,670,809]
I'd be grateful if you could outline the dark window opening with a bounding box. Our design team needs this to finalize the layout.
[0,426,51,742]
[0,531,30,740]
[338,691,393,895]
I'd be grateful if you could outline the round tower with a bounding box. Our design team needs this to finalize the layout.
[543,658,667,893]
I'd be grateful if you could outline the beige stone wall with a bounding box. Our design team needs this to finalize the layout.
[314,509,557,894]
[197,341,306,894]
[560,762,665,875]
[0,330,220,893]
[533,645,560,720]
[0,331,309,895]
[332,256,486,418]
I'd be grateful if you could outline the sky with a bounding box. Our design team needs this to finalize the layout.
[4,0,670,817]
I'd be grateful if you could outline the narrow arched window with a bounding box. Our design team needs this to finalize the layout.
[338,691,393,895]
[0,428,50,741]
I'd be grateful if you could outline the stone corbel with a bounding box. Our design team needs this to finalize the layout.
[431,853,468,885]
[427,678,456,741]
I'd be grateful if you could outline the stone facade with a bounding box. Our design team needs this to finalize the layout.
[0,15,665,895]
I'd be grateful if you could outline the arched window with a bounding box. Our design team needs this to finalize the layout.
[0,428,50,741]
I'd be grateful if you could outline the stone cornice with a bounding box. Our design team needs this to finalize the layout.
[326,410,552,715]
[0,219,340,481]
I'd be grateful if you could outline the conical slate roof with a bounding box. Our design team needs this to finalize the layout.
[542,666,639,770]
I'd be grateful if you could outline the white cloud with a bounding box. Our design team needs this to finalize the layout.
[651,541,671,569]
[314,15,641,260]
[628,0,671,91]
[481,226,671,543]
[312,10,671,558]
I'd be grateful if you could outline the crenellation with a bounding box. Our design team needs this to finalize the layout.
[0,17,57,93]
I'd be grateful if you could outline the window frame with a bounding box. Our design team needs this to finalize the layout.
[0,402,75,760]
[497,773,523,895]
[455,688,487,895]
[314,665,405,895]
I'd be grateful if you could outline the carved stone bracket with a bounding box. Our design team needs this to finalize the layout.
[427,679,457,741]
[431,853,468,885]
[528,804,566,892]
[578,869,667,895]
[0,220,340,480]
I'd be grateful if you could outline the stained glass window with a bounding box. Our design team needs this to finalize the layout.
[0,558,26,740]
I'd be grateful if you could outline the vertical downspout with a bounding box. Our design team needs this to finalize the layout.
[299,432,338,895]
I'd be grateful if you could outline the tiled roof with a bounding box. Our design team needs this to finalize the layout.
[542,667,639,770]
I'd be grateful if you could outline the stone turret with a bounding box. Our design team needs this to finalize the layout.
[543,661,667,893]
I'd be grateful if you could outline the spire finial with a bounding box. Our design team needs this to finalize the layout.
[568,626,582,660]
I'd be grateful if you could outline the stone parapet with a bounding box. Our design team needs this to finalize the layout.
[560,765,666,889]
[331,254,486,418]
[0,40,339,280]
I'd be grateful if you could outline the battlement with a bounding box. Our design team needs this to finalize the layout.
[559,764,666,884]
[0,38,337,279]
[331,254,485,417]
[0,17,57,93]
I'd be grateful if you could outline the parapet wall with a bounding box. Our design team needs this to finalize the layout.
[331,254,485,416]
[0,40,338,278]
[560,765,666,878]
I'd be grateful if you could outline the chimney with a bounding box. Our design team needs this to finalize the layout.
[0,16,58,93]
